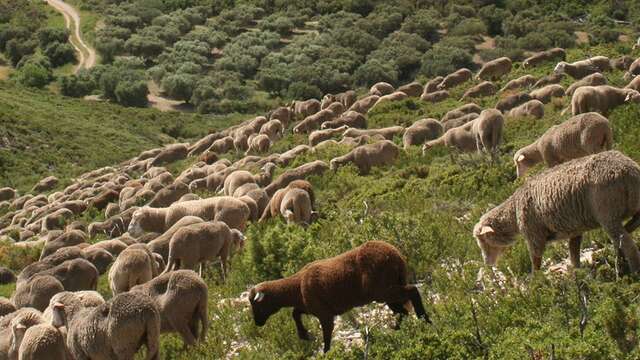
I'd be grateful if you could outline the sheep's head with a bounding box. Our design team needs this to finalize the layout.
[473,215,516,267]
[421,142,434,156]
[329,158,341,172]
[553,62,567,74]
[127,207,152,237]
[283,209,295,224]
[248,286,279,327]
[513,148,541,178]
[230,229,245,251]
[51,302,66,328]
[625,90,640,103]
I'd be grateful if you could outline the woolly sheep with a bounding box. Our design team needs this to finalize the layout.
[148,181,189,208]
[565,72,607,96]
[223,163,276,195]
[39,258,99,292]
[424,109,503,155]
[131,270,208,346]
[500,75,536,92]
[260,181,315,222]
[373,91,408,108]
[514,112,612,177]
[402,119,443,149]
[397,82,423,97]
[474,151,640,273]
[12,275,64,311]
[40,230,87,260]
[13,322,66,360]
[476,57,512,80]
[0,268,15,285]
[626,75,640,91]
[290,99,321,119]
[442,113,480,131]
[330,140,400,175]
[611,55,634,71]
[624,57,640,80]
[420,90,450,103]
[198,150,219,165]
[187,133,225,157]
[31,176,58,193]
[148,144,189,168]
[259,119,284,142]
[437,68,472,90]
[369,82,394,96]
[264,160,328,196]
[83,247,114,274]
[325,101,346,116]
[248,241,430,353]
[495,92,532,113]
[507,100,545,119]
[0,188,16,202]
[109,244,158,295]
[533,73,565,89]
[529,84,564,104]
[461,81,497,100]
[246,134,272,154]
[554,56,612,79]
[343,126,405,140]
[148,216,205,262]
[571,85,640,115]
[522,48,566,68]
[0,297,15,317]
[348,95,380,114]
[279,188,313,225]
[309,126,349,147]
[441,103,482,123]
[320,111,367,129]
[293,109,336,134]
[208,136,235,154]
[423,76,443,94]
[2,309,44,360]
[163,221,245,278]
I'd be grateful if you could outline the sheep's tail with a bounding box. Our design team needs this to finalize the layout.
[145,313,161,360]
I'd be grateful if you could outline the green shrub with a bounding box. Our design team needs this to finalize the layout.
[44,42,76,67]
[287,81,322,100]
[420,45,473,77]
[114,80,148,107]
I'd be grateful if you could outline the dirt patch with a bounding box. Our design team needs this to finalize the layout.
[475,36,496,51]
[575,31,590,45]
[619,34,631,43]
[0,66,11,81]
[147,81,193,113]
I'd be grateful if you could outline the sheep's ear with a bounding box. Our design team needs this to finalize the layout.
[254,292,265,302]
[517,154,525,162]
[479,226,495,236]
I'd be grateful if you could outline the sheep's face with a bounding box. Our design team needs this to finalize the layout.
[514,153,536,178]
[230,229,245,251]
[625,90,640,103]
[128,208,152,237]
[473,221,513,266]
[248,288,278,326]
[554,62,567,74]
[51,302,66,328]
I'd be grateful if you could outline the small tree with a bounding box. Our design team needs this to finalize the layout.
[36,27,69,48]
[44,42,76,67]
[16,62,51,88]
[162,73,198,102]
[115,80,148,107]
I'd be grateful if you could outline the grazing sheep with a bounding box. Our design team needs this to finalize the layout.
[0,188,16,202]
[442,113,480,131]
[85,239,128,258]
[40,258,99,292]
[3,309,45,360]
[163,221,244,278]
[398,82,423,97]
[208,136,235,154]
[148,181,189,208]
[248,241,430,353]
[293,109,336,134]
[13,321,66,360]
[0,297,15,316]
[131,270,208,346]
[12,275,64,311]
[476,57,512,80]
[87,216,126,238]
[369,82,394,96]
[626,75,640,91]
[148,216,205,262]
[260,181,315,222]
[330,140,400,175]
[83,247,114,274]
[514,112,612,177]
[495,92,532,113]
[402,118,443,149]
[291,99,321,119]
[149,144,189,168]
[323,91,357,109]
[259,119,284,142]
[137,148,163,161]
[0,267,16,285]
[233,134,249,153]
[41,208,75,232]
[461,81,497,100]
[309,126,349,147]
[224,163,276,196]
[423,76,443,94]
[611,55,634,71]
[40,230,87,260]
[507,100,545,119]
[321,111,366,129]
[325,101,346,116]
[441,103,482,123]
[109,244,159,295]
[529,84,565,104]
[246,134,272,154]
[533,73,565,89]
[269,106,294,128]
[565,72,607,96]
[264,160,329,196]
[474,151,640,273]
[420,90,450,103]
[373,91,408,108]
[31,176,58,193]
[279,188,313,225]
[522,48,566,68]
[554,56,612,79]
[128,196,251,236]
[187,133,225,157]
[198,150,219,165]
[53,291,161,360]
[424,109,503,155]
[571,85,640,115]
[624,58,640,80]
[438,68,473,90]
[104,202,120,219]
[343,126,405,140]
[88,188,119,210]
[348,95,380,114]
[500,75,537,92]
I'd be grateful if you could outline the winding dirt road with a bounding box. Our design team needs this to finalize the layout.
[46,0,96,73]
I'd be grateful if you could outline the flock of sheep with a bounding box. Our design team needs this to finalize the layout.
[1,44,640,358]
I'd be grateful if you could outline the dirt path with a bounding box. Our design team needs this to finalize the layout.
[46,0,96,73]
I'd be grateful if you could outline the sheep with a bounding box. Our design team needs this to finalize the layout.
[500,75,537,92]
[554,56,612,79]
[223,163,276,196]
[268,106,294,128]
[293,109,336,134]
[264,160,329,196]
[474,151,640,274]
[461,81,497,100]
[18,246,83,286]
[369,82,394,96]
[476,57,512,80]
[279,188,313,225]
[402,118,443,149]
[13,321,66,360]
[626,75,640,91]
[53,291,161,360]
[437,68,472,90]
[513,112,613,177]
[522,48,566,68]
[343,126,404,141]
[246,134,272,154]
[441,103,482,123]
[163,221,245,278]
[290,99,321,119]
[104,202,120,218]
[309,126,349,147]
[495,92,532,113]
[624,57,640,80]
[31,176,58,193]
[325,101,346,116]
[533,73,565,89]
[259,119,284,142]
[373,91,408,108]
[565,72,607,96]
[529,84,565,104]
[245,188,270,219]
[148,181,189,208]
[330,140,400,175]
[611,55,634,71]
[131,270,208,346]
[320,111,367,129]
[208,136,235,154]
[39,258,99,292]
[507,99,545,119]
[397,82,423,97]
[423,76,443,94]
[137,148,163,161]
[420,90,450,103]
[148,216,205,262]
[260,181,315,222]
[128,196,251,236]
[87,216,126,238]
[322,91,357,109]
[571,85,640,115]
[148,144,189,168]
[88,188,119,210]
[0,267,16,285]
[12,275,64,311]
[2,309,45,360]
[40,230,87,260]
[108,244,159,295]
[424,109,503,156]
[442,113,480,131]
[198,150,219,165]
[0,188,16,202]
[0,297,15,316]
[83,247,114,274]
[248,240,430,353]
[187,133,225,157]
[40,208,74,232]
[348,95,380,114]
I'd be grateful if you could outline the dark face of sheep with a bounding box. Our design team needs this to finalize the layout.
[248,288,278,326]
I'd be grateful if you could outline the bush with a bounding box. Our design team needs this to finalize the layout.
[36,27,69,48]
[420,45,473,77]
[44,42,76,67]
[162,73,198,102]
[114,80,148,107]
[450,18,488,37]
[15,62,51,88]
[401,9,440,43]
[354,58,398,87]
[287,81,322,100]
[59,72,96,97]
[5,38,37,66]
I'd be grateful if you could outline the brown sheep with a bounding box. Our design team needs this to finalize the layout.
[259,119,284,142]
[87,216,126,238]
[624,57,640,80]
[325,101,346,116]
[565,72,607,96]
[187,133,225,157]
[474,151,640,274]
[420,90,450,103]
[290,99,321,119]
[208,136,235,154]
[348,95,380,114]
[128,197,251,236]
[513,112,612,177]
[423,76,443,94]
[279,188,313,225]
[269,105,294,128]
[321,91,357,110]
[264,160,329,196]
[12,275,64,311]
[626,75,640,91]
[571,85,640,115]
[611,55,634,71]
[397,82,423,97]
[223,163,276,195]
[533,73,565,89]
[31,176,59,193]
[369,82,395,96]
[137,148,163,161]
[402,118,443,149]
[476,57,512,80]
[246,134,272,154]
[309,125,349,147]
[293,109,336,134]
[248,241,430,353]
[39,258,99,292]
[373,91,408,109]
[522,48,566,68]
[0,187,16,201]
[441,103,482,123]
[88,189,119,210]
[330,140,400,175]
[495,92,532,113]
[437,68,472,90]
[554,56,612,79]
[41,208,74,232]
[40,230,87,260]
[507,100,545,119]
[500,75,537,92]
[148,144,189,168]
[260,181,315,222]
[529,84,564,104]
[460,81,497,100]
[147,216,205,262]
[424,109,503,155]
[321,111,367,130]
[442,113,480,131]
[86,239,128,257]
[148,182,189,208]
[109,244,158,294]
[233,133,249,153]
[343,126,405,140]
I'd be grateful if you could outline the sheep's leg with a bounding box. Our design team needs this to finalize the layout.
[624,212,640,233]
[383,285,430,323]
[292,308,310,340]
[569,236,582,268]
[604,224,640,273]
[526,238,546,273]
[198,263,203,278]
[174,320,198,348]
[319,316,335,353]
[386,302,408,329]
